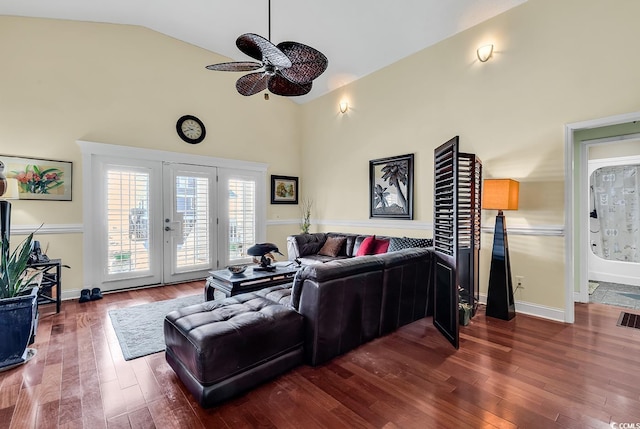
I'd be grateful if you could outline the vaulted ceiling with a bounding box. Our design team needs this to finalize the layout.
[1,0,527,102]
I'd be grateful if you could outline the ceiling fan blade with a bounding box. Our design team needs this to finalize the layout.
[237,33,291,69]
[277,41,328,84]
[206,61,262,72]
[236,72,269,96]
[268,73,312,96]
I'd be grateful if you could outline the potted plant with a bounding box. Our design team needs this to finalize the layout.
[458,285,473,326]
[300,198,312,234]
[459,302,473,326]
[0,232,40,371]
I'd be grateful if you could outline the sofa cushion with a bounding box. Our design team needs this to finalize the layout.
[298,254,349,265]
[254,283,294,306]
[290,233,327,258]
[318,236,347,257]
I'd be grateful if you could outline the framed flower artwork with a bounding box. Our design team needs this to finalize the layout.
[0,155,72,201]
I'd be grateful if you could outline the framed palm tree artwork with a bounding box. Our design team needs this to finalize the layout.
[369,153,414,219]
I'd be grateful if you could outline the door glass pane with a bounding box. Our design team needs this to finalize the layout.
[228,179,256,261]
[106,169,150,275]
[175,175,210,269]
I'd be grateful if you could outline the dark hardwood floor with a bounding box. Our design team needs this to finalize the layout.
[1,281,640,428]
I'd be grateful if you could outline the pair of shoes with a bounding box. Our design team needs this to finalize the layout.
[79,287,104,303]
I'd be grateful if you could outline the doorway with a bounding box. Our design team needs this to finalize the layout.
[95,158,217,291]
[79,141,267,295]
[586,151,640,309]
[564,112,640,323]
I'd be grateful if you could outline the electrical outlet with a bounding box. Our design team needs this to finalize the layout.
[515,276,525,289]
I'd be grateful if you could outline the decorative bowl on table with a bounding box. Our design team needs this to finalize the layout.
[227,265,247,276]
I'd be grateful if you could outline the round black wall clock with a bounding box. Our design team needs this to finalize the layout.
[176,115,206,144]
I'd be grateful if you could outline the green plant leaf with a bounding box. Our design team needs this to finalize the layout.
[0,230,37,299]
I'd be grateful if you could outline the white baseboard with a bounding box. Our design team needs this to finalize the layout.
[479,293,566,322]
[62,289,84,301]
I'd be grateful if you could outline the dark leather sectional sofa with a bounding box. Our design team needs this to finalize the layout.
[164,233,434,407]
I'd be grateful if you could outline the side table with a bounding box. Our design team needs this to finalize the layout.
[28,259,67,314]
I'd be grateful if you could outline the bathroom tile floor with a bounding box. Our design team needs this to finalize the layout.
[589,280,640,310]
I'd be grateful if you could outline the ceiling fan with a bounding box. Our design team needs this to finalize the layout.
[206,0,328,97]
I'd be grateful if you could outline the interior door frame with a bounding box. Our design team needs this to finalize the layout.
[78,140,267,294]
[564,110,640,323]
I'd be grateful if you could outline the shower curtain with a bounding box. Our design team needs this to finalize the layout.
[590,164,639,263]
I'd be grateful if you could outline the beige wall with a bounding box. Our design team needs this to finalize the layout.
[300,0,640,316]
[590,140,640,160]
[0,16,303,293]
[3,0,640,317]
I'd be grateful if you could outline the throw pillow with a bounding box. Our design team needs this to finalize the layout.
[355,236,376,256]
[318,236,347,257]
[356,236,389,256]
[372,238,390,254]
[387,237,408,252]
[404,237,433,248]
[388,236,433,252]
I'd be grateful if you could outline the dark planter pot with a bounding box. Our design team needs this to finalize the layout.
[0,287,39,370]
[459,306,471,326]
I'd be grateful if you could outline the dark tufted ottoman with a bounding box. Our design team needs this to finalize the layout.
[164,291,303,407]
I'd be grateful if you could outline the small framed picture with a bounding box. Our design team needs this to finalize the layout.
[271,175,298,204]
[0,155,73,201]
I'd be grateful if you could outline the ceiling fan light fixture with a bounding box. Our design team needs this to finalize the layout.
[205,2,328,97]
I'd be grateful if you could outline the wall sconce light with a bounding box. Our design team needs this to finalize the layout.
[339,101,349,114]
[477,44,494,62]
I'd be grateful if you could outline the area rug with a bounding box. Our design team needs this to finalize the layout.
[588,282,599,295]
[109,294,202,360]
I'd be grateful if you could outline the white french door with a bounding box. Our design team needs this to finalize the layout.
[96,158,163,291]
[94,157,216,291]
[81,140,269,294]
[162,163,217,283]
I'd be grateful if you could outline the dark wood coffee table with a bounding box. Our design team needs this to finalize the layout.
[205,264,299,300]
